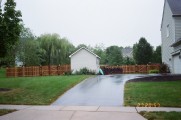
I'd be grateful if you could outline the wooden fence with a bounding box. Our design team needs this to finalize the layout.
[6,65,71,77]
[100,64,160,74]
[6,64,160,77]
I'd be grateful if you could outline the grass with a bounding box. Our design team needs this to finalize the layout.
[124,81,181,107]
[0,68,91,105]
[139,111,181,120]
[0,109,16,116]
[0,68,6,78]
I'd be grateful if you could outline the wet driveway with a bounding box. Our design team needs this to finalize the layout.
[52,74,148,106]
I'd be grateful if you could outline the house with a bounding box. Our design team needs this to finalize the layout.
[161,0,181,74]
[69,47,101,74]
[122,47,133,58]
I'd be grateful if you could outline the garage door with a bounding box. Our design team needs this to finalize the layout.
[173,55,181,74]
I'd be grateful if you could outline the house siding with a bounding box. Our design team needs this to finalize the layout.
[70,49,100,73]
[174,44,181,52]
[161,0,175,72]
[174,17,181,42]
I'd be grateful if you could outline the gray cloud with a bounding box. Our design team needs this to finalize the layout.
[15,0,164,47]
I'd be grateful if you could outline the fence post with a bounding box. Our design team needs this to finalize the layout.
[135,65,138,73]
[147,64,150,73]
[49,65,51,75]
[31,66,33,76]
[57,65,60,75]
[22,66,25,77]
[6,67,8,77]
[39,66,42,76]
[14,67,17,77]
[126,65,128,74]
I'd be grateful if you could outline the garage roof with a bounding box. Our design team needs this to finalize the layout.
[69,47,101,59]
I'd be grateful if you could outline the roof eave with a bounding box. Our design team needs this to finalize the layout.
[172,14,181,17]
[171,39,181,47]
[161,0,166,30]
[69,47,101,59]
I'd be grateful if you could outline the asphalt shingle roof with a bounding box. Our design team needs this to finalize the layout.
[167,0,181,16]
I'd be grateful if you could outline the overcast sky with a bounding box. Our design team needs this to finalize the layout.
[13,0,164,48]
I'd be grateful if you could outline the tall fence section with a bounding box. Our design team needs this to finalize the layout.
[6,64,160,77]
[100,64,160,75]
[6,65,70,77]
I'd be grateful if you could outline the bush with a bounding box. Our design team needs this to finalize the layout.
[159,63,170,73]
[64,71,72,75]
[75,68,96,75]
[149,69,159,74]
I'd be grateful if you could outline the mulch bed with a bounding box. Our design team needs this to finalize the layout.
[127,74,181,83]
[0,88,11,92]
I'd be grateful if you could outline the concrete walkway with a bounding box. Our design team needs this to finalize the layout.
[0,105,181,120]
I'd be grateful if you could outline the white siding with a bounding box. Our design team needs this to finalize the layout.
[174,17,181,41]
[71,49,100,73]
[172,55,181,74]
[161,1,175,72]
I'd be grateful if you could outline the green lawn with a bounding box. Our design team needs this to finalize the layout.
[0,68,91,105]
[0,68,6,78]
[0,109,16,116]
[124,81,181,107]
[139,111,181,120]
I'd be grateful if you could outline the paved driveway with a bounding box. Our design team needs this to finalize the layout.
[52,74,147,106]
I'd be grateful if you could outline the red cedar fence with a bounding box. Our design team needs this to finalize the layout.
[100,64,160,74]
[6,64,160,77]
[6,65,71,77]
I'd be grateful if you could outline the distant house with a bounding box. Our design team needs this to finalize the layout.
[122,47,133,58]
[69,47,100,74]
[161,0,181,74]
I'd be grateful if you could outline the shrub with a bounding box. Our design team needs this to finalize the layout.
[149,69,159,74]
[159,63,170,73]
[75,68,96,75]
[64,71,72,75]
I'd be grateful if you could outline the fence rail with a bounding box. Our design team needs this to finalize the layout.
[6,64,160,77]
[6,65,71,77]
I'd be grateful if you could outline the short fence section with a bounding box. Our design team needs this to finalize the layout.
[6,65,70,77]
[100,64,160,75]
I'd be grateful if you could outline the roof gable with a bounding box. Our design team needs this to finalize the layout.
[167,0,181,16]
[161,0,181,29]
[69,47,101,59]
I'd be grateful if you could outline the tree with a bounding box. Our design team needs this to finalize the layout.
[0,0,22,57]
[105,46,123,65]
[123,57,135,65]
[20,24,35,40]
[16,25,37,66]
[93,44,106,64]
[76,44,93,51]
[58,38,75,64]
[133,37,153,64]
[152,45,162,63]
[22,40,41,66]
[38,33,74,65]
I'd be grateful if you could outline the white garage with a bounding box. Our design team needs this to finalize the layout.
[69,47,100,74]
[172,55,181,74]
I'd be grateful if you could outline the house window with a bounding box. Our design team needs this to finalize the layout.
[166,24,170,37]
